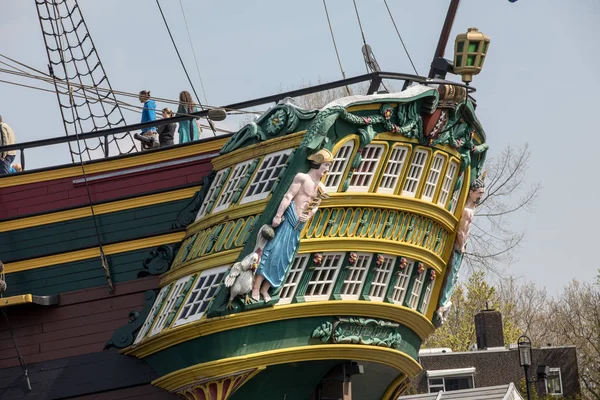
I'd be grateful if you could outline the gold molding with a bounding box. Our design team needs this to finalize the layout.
[321,193,458,232]
[160,248,241,286]
[298,238,445,274]
[381,374,408,400]
[185,200,266,237]
[153,344,423,392]
[346,103,390,112]
[124,300,434,358]
[211,131,305,171]
[0,139,227,189]
[0,294,33,308]
[4,232,185,274]
[0,186,199,233]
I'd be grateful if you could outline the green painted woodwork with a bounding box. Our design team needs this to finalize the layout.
[144,315,421,377]
[330,253,353,301]
[230,360,341,400]
[172,174,214,229]
[105,288,157,349]
[384,258,404,304]
[3,242,180,297]
[417,269,435,313]
[139,244,177,276]
[231,158,259,204]
[402,262,422,308]
[311,317,404,350]
[165,275,197,326]
[359,253,382,302]
[0,197,189,263]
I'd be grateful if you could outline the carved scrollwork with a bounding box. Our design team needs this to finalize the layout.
[138,245,176,277]
[105,289,157,349]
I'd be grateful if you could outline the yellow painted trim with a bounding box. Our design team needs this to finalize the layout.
[4,232,185,274]
[124,300,434,358]
[211,131,305,171]
[0,139,227,189]
[299,237,445,274]
[321,193,457,232]
[374,132,460,158]
[153,344,422,391]
[160,248,240,286]
[0,186,199,233]
[0,294,33,308]
[381,374,408,400]
[438,157,460,210]
[413,147,434,199]
[346,103,392,113]
[185,198,267,235]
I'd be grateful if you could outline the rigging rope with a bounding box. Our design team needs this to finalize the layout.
[178,0,209,106]
[322,0,351,96]
[383,0,419,75]
[155,0,217,136]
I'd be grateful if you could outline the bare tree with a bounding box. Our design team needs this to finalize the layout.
[546,281,600,400]
[465,143,542,275]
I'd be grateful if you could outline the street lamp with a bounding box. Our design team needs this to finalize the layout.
[518,335,533,400]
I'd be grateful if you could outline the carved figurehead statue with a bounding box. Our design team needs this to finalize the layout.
[455,173,486,254]
[251,149,334,303]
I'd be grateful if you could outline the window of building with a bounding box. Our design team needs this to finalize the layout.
[407,268,426,309]
[149,276,190,336]
[348,144,385,192]
[402,149,429,197]
[340,253,372,300]
[196,169,228,220]
[324,142,354,192]
[546,368,563,395]
[304,253,344,301]
[419,276,435,314]
[422,154,446,202]
[450,173,463,214]
[377,145,409,194]
[391,260,414,305]
[427,368,476,393]
[437,160,458,207]
[368,255,395,301]
[278,255,309,305]
[173,266,228,327]
[134,284,172,344]
[212,160,252,213]
[241,150,292,204]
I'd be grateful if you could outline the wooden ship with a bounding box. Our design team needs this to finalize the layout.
[0,1,492,399]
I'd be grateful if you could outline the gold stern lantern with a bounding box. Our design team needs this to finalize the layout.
[453,27,490,84]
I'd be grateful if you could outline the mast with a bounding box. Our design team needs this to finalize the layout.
[428,0,461,78]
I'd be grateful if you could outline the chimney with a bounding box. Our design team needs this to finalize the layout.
[474,309,505,350]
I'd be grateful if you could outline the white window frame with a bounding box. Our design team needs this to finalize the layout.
[304,252,344,301]
[422,153,446,202]
[340,253,372,300]
[438,160,458,207]
[427,368,476,393]
[402,149,429,197]
[173,265,228,327]
[134,284,171,344]
[391,261,414,305]
[324,142,354,192]
[450,173,463,214]
[279,255,310,305]
[149,276,190,336]
[212,160,253,213]
[408,268,426,309]
[196,169,228,220]
[348,144,385,192]
[241,149,292,204]
[368,255,395,302]
[377,145,409,194]
[546,368,563,395]
[419,277,435,314]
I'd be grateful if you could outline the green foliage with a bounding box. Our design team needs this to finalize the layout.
[425,271,522,351]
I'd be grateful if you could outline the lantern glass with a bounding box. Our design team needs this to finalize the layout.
[518,336,532,367]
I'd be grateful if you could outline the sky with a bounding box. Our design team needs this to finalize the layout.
[0,0,598,294]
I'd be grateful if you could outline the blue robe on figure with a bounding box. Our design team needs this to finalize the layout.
[256,203,303,288]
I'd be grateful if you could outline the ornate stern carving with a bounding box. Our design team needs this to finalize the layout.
[173,172,216,229]
[138,245,177,277]
[173,368,263,400]
[312,317,403,350]
[105,289,157,349]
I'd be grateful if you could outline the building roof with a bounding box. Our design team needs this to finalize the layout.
[399,383,524,400]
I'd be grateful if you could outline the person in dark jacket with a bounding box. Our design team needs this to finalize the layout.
[157,108,176,147]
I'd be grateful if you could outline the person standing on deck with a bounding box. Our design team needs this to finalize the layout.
[176,90,200,144]
[135,90,158,150]
[157,108,176,147]
[0,116,17,175]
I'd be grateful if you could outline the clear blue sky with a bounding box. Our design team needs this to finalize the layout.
[1,0,598,293]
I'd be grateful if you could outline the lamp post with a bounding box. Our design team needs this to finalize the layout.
[518,335,533,400]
